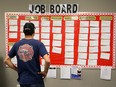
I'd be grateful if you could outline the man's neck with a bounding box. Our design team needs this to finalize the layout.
[25,35,33,39]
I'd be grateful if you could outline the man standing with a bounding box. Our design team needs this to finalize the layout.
[4,22,50,87]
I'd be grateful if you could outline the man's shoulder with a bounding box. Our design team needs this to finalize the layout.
[16,39,42,45]
[32,39,41,43]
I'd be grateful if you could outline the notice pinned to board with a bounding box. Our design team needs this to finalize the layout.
[47,66,57,78]
[71,66,82,79]
[100,66,112,80]
[60,66,71,79]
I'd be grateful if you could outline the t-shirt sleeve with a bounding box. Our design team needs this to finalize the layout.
[39,43,48,57]
[8,44,16,58]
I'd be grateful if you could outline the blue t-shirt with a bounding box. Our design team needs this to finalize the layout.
[8,39,48,84]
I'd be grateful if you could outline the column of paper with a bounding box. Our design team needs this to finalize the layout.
[41,21,50,53]
[88,21,99,65]
[30,21,40,40]
[8,19,18,65]
[9,19,18,39]
[41,21,50,65]
[78,21,89,65]
[20,20,29,39]
[100,21,111,60]
[52,21,62,54]
[65,21,74,64]
[8,44,17,65]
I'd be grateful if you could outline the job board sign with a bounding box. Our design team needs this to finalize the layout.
[29,4,79,14]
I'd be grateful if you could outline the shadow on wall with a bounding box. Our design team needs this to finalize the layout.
[0,56,7,87]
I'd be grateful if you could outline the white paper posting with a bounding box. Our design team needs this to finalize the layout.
[77,59,86,65]
[89,53,98,60]
[88,59,97,65]
[9,33,17,38]
[65,33,74,40]
[65,52,74,58]
[65,40,74,46]
[90,27,99,33]
[65,46,74,52]
[65,21,74,26]
[53,40,61,46]
[90,21,99,27]
[53,21,62,26]
[101,21,111,27]
[100,66,111,80]
[101,46,110,52]
[78,46,87,52]
[101,27,110,33]
[60,66,71,79]
[53,34,62,40]
[101,34,110,39]
[41,21,50,26]
[80,21,89,27]
[79,40,88,47]
[90,40,98,46]
[100,53,110,60]
[65,59,74,64]
[47,66,57,78]
[89,47,98,52]
[80,27,89,34]
[90,34,99,40]
[9,26,18,32]
[52,27,61,33]
[65,27,74,33]
[101,40,110,46]
[79,34,88,40]
[78,53,87,59]
[9,19,18,25]
[52,47,61,54]
[41,33,50,39]
[41,27,50,33]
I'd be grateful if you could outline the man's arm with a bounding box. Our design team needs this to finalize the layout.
[4,55,17,72]
[43,54,50,74]
[38,54,50,78]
